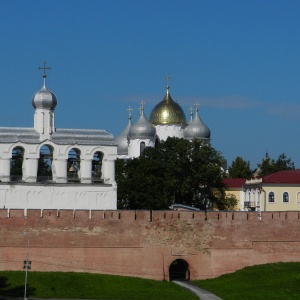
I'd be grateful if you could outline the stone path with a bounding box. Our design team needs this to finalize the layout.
[173,280,223,300]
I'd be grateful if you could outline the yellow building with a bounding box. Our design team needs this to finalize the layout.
[223,178,246,211]
[224,170,300,211]
[243,170,300,211]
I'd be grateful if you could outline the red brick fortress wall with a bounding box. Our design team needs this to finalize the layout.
[0,209,299,280]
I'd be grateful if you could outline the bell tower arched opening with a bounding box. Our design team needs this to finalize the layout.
[67,148,81,182]
[169,259,190,281]
[37,145,53,181]
[92,151,103,183]
[11,146,25,182]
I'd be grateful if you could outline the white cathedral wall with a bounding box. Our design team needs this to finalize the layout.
[155,124,186,141]
[0,183,117,210]
[128,138,156,158]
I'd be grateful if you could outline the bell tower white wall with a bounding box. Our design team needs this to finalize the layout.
[34,108,55,140]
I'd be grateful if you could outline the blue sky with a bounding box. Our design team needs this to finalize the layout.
[1,0,300,169]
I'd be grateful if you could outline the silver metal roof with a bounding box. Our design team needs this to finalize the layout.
[128,111,156,139]
[0,127,40,143]
[114,118,132,155]
[183,110,211,140]
[0,127,116,146]
[32,81,58,110]
[52,128,116,146]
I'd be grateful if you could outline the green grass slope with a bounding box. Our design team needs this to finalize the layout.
[0,271,198,300]
[193,262,300,300]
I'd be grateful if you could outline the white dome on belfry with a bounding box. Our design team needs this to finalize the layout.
[32,71,57,110]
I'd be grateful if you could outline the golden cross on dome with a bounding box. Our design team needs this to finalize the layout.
[127,106,133,119]
[189,106,194,116]
[194,102,200,112]
[165,73,172,86]
[139,100,145,115]
[38,61,52,78]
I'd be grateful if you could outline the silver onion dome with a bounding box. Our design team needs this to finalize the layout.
[32,78,57,110]
[184,107,210,140]
[115,117,132,155]
[128,104,156,139]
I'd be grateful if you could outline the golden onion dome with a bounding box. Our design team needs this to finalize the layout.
[149,86,187,125]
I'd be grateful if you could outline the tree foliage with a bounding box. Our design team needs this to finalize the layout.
[228,156,252,178]
[116,137,228,210]
[257,153,295,177]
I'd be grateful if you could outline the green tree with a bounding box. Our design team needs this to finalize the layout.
[257,153,295,177]
[228,156,252,178]
[116,137,228,210]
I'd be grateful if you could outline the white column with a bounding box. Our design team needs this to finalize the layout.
[22,158,38,183]
[80,159,92,184]
[53,159,67,183]
[0,158,11,182]
[102,158,116,185]
[34,109,54,140]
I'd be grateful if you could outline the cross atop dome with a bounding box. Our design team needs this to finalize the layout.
[139,100,145,115]
[165,73,172,87]
[38,61,52,79]
[194,102,200,112]
[127,106,133,119]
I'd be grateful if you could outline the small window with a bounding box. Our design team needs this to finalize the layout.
[297,193,300,204]
[268,192,275,203]
[140,142,145,155]
[283,192,289,203]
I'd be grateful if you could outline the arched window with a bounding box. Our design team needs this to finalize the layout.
[37,145,53,182]
[92,151,103,182]
[268,192,275,203]
[283,192,289,203]
[67,148,81,182]
[140,142,145,155]
[11,146,24,181]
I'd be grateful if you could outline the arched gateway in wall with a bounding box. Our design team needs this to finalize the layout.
[169,259,190,281]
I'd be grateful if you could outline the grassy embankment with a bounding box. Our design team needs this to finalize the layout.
[193,262,300,300]
[0,271,198,300]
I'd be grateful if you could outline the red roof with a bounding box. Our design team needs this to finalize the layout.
[262,170,300,184]
[223,178,246,188]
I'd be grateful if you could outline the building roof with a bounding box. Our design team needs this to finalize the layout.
[262,169,300,184]
[52,129,116,146]
[0,127,116,146]
[223,178,246,188]
[170,204,201,211]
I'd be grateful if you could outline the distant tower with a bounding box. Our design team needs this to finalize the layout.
[32,62,57,140]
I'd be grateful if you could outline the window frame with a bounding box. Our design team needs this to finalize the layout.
[140,141,146,155]
[268,191,275,203]
[282,192,289,203]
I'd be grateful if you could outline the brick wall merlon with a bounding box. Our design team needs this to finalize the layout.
[0,209,300,223]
